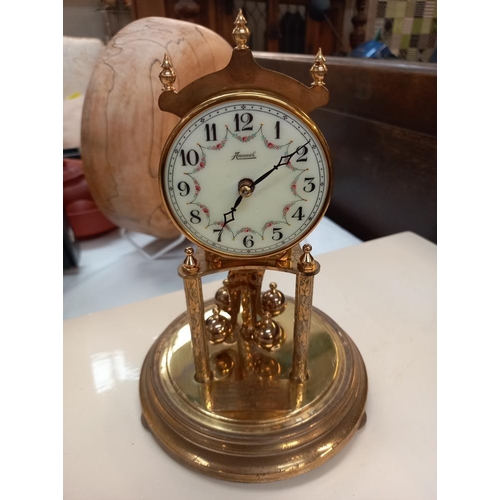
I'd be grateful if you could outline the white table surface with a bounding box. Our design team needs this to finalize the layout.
[63,231,436,499]
[63,217,361,320]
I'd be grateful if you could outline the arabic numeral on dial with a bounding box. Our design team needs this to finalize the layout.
[275,121,280,139]
[204,123,217,142]
[296,145,308,162]
[180,149,200,166]
[272,228,283,240]
[177,181,190,197]
[190,210,201,224]
[213,228,223,242]
[243,234,254,248]
[234,112,254,132]
[303,177,316,192]
[291,206,305,221]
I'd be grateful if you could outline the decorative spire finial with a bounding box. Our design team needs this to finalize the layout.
[299,244,316,272]
[310,48,328,87]
[232,9,250,50]
[159,53,177,92]
[182,247,199,272]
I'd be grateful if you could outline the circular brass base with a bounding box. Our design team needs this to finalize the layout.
[140,298,368,482]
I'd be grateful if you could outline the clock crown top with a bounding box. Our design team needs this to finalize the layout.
[232,9,250,50]
[158,11,329,117]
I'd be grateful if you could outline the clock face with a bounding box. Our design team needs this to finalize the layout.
[161,94,332,257]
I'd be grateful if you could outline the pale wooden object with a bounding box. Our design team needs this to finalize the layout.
[81,17,232,239]
[63,36,104,99]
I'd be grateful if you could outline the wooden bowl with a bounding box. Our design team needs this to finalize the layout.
[81,17,232,239]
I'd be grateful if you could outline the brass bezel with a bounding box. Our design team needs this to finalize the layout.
[158,90,334,260]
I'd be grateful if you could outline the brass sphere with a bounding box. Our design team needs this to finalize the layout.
[261,282,287,317]
[214,279,231,312]
[254,312,284,351]
[205,306,229,344]
[253,353,281,380]
[212,350,236,379]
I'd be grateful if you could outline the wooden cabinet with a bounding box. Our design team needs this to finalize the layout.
[131,0,353,55]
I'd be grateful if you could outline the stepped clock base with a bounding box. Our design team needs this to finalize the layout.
[139,297,368,483]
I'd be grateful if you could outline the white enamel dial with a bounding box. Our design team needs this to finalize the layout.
[161,95,332,257]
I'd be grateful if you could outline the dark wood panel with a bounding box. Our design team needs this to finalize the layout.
[255,53,437,243]
[131,0,166,19]
[312,108,436,242]
[132,1,345,55]
[255,53,437,136]
[255,53,437,241]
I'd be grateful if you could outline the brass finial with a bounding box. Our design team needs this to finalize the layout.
[310,48,328,87]
[159,53,177,91]
[232,9,250,50]
[182,247,199,271]
[299,244,316,272]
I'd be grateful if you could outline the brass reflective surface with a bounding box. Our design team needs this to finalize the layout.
[140,297,367,482]
[140,10,367,483]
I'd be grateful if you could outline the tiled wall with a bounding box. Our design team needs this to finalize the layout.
[372,1,437,61]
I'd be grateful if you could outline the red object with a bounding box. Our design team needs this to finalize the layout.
[63,159,116,238]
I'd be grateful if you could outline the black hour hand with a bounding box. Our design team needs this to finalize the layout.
[218,193,243,241]
[224,193,243,225]
[223,209,236,226]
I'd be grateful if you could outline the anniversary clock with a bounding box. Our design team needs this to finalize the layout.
[140,11,368,483]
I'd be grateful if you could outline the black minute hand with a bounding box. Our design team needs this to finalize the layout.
[251,140,311,189]
[217,140,311,242]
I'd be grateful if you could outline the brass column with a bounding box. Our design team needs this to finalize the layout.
[179,248,211,383]
[290,244,320,383]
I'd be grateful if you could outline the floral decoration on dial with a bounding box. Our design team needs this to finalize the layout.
[162,98,330,257]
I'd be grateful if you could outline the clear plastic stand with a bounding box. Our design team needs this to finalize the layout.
[120,228,185,260]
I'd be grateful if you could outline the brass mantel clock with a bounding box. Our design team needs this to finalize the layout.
[140,11,368,483]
